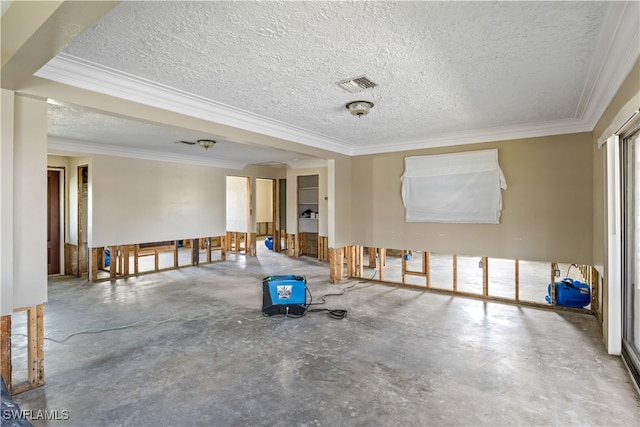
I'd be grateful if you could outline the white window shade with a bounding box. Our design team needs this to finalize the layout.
[401,149,507,223]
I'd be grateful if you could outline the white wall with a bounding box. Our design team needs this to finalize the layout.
[256,178,273,223]
[90,155,228,246]
[13,95,48,309]
[226,176,248,232]
[0,89,15,315]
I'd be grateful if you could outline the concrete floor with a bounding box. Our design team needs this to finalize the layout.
[10,243,640,426]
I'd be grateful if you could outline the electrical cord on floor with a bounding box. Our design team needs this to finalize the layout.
[13,312,286,344]
[23,274,375,341]
[303,281,359,319]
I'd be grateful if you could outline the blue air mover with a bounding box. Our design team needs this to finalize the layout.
[262,275,308,316]
[264,236,274,250]
[546,278,591,308]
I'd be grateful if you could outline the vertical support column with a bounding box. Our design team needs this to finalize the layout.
[206,238,212,263]
[482,257,488,296]
[174,242,179,268]
[369,247,377,269]
[401,250,408,284]
[110,245,117,279]
[452,254,458,292]
[134,244,140,274]
[123,246,129,275]
[0,315,11,395]
[273,229,281,252]
[329,247,344,284]
[378,248,386,281]
[515,259,520,302]
[220,236,226,261]
[91,248,98,281]
[287,234,294,256]
[346,246,355,277]
[591,266,598,313]
[118,246,125,275]
[154,248,160,271]
[192,238,199,265]
[424,252,431,288]
[27,305,44,387]
[549,263,557,305]
[357,246,364,278]
[248,233,257,256]
[225,232,231,252]
[294,234,300,258]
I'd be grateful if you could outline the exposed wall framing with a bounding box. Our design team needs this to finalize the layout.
[3,305,45,397]
[318,236,329,261]
[225,232,256,256]
[286,233,297,257]
[90,236,226,282]
[256,222,273,236]
[328,245,598,315]
[1,315,11,394]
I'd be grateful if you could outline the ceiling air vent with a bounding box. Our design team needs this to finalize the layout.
[336,75,377,93]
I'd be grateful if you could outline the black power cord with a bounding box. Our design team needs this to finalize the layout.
[302,285,349,319]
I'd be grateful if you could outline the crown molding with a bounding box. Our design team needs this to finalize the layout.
[48,137,247,170]
[579,1,640,128]
[349,118,592,156]
[36,0,639,160]
[36,53,353,155]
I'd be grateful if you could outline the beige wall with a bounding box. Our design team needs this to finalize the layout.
[91,155,231,247]
[330,157,353,248]
[256,178,274,223]
[592,58,640,272]
[351,133,593,263]
[591,58,640,352]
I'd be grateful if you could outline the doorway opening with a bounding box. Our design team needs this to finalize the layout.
[47,168,63,275]
[77,165,88,278]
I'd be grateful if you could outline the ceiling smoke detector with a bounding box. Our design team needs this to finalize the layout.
[336,75,377,93]
[346,101,374,117]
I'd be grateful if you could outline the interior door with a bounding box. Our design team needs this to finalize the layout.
[47,170,61,275]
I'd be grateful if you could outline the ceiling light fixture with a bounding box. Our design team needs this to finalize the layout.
[197,139,216,149]
[346,101,374,117]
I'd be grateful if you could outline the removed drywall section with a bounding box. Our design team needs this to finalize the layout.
[351,132,593,264]
[90,155,228,247]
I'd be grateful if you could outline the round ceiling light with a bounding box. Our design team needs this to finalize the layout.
[197,139,216,149]
[345,100,374,117]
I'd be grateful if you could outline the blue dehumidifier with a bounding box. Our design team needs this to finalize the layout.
[262,275,308,316]
[546,278,591,308]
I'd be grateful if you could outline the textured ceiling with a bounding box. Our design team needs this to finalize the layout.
[36,0,635,162]
[47,102,316,168]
